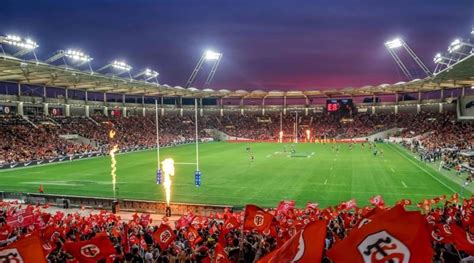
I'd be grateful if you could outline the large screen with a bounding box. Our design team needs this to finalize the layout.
[326,99,354,114]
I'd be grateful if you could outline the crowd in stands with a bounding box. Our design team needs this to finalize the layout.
[0,194,473,262]
[0,111,472,168]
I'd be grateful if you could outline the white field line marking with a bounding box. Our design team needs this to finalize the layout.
[388,144,457,194]
[324,179,328,185]
[401,181,407,188]
[174,162,196,165]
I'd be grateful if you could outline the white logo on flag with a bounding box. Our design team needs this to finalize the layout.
[80,244,101,257]
[254,214,265,227]
[0,248,25,262]
[358,230,410,263]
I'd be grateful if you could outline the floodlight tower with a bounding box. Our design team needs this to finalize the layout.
[384,38,432,79]
[433,37,474,74]
[97,60,133,80]
[185,50,222,89]
[448,39,474,56]
[0,34,39,62]
[45,49,94,73]
[134,68,159,85]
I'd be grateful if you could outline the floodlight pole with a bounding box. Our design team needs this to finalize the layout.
[204,54,222,89]
[185,54,206,88]
[402,42,432,76]
[385,47,413,80]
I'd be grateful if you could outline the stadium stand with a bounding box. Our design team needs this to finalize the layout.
[0,194,473,262]
[1,112,471,170]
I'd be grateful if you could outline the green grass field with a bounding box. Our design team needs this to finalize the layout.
[0,142,468,208]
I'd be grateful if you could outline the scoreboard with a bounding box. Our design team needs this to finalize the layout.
[326,99,354,114]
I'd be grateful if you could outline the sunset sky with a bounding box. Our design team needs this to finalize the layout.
[2,0,473,90]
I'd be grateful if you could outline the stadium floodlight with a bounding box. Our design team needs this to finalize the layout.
[385,38,403,49]
[145,68,159,78]
[134,68,159,84]
[447,38,473,55]
[433,53,449,64]
[97,60,133,79]
[112,60,132,71]
[185,50,223,89]
[204,50,221,60]
[65,49,92,62]
[4,35,38,50]
[0,34,39,62]
[45,49,94,73]
[448,39,462,53]
[384,37,432,79]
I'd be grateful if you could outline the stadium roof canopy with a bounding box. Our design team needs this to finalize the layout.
[0,53,472,99]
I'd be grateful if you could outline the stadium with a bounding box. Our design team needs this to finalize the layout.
[0,1,474,262]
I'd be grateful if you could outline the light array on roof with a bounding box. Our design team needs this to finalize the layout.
[433,53,444,63]
[5,35,38,49]
[385,38,403,49]
[204,50,221,60]
[145,68,159,77]
[65,49,92,62]
[112,60,132,71]
[448,39,462,53]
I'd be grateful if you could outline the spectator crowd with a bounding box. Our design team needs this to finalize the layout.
[0,194,474,262]
[0,112,472,168]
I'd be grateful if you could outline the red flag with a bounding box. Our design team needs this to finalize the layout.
[223,216,240,231]
[305,202,319,210]
[327,205,433,263]
[214,243,231,263]
[63,233,116,263]
[450,224,474,255]
[369,195,385,208]
[140,213,152,227]
[0,234,46,263]
[258,220,327,263]
[337,199,357,211]
[243,205,274,233]
[6,206,35,228]
[276,200,295,215]
[186,226,203,246]
[152,224,176,250]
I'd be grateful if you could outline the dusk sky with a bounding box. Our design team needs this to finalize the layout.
[1,0,473,91]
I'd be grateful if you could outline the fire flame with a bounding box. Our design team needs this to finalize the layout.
[109,130,116,139]
[109,130,118,198]
[161,158,175,206]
